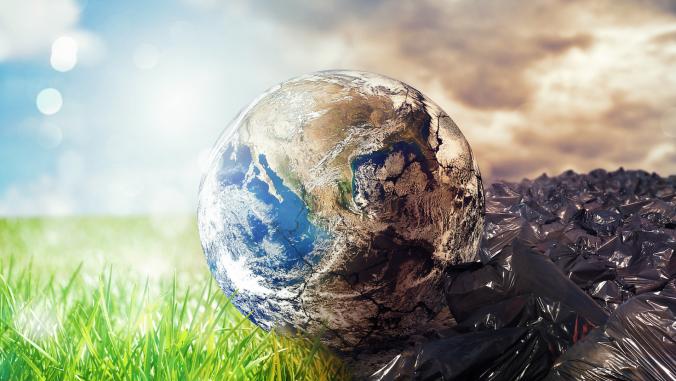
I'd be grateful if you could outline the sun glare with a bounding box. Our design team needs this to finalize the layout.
[50,36,79,72]
[36,88,63,115]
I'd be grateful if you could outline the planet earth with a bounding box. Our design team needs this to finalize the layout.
[197,70,484,356]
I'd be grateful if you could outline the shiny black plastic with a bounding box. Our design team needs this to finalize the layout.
[369,169,675,381]
[546,281,675,380]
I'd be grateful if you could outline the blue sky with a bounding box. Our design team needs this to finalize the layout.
[0,0,328,215]
[1,0,674,215]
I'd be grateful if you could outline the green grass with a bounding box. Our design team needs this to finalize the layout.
[0,216,350,380]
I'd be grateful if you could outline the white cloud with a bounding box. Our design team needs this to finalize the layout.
[0,176,75,216]
[0,0,103,62]
[0,147,203,216]
[20,117,64,149]
[133,43,160,70]
[68,30,106,66]
[35,121,63,149]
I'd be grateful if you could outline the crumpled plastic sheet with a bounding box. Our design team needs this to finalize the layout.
[546,280,676,381]
[370,169,675,381]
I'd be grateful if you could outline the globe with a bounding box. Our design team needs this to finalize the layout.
[197,71,484,356]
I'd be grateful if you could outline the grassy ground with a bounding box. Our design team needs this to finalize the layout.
[0,217,350,380]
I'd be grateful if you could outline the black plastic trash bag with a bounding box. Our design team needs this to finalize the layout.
[371,328,545,381]
[545,281,676,381]
[369,169,675,381]
[370,240,606,381]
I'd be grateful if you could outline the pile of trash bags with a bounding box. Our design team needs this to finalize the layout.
[370,169,675,381]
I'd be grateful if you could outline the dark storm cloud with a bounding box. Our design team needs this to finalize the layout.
[642,0,676,14]
[652,29,676,45]
[444,33,593,109]
[381,1,596,110]
[401,31,594,110]
[487,97,673,180]
[238,0,386,30]
[601,95,665,130]
[480,150,550,181]
[217,0,676,180]
[225,0,676,99]
[235,0,599,109]
[225,0,676,111]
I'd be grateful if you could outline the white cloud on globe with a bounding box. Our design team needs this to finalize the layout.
[36,88,63,115]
